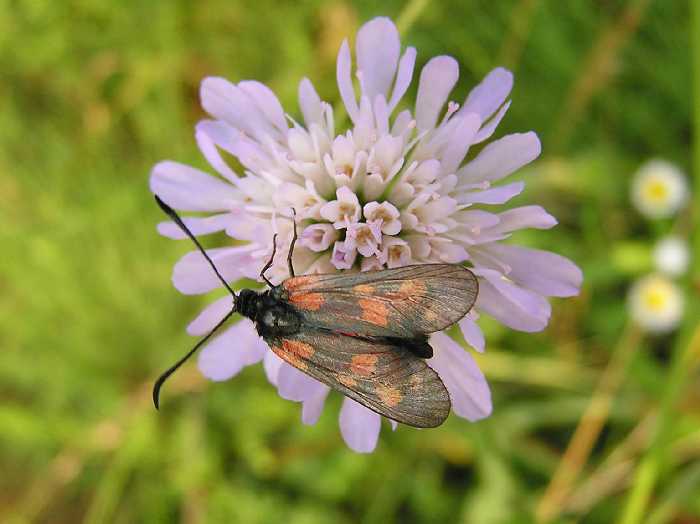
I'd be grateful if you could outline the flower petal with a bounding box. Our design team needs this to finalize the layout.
[459,315,485,353]
[150,161,240,211]
[474,100,511,143]
[197,119,273,175]
[481,244,582,297]
[339,398,381,453]
[356,17,400,102]
[298,77,323,127]
[458,132,541,183]
[200,77,243,126]
[428,332,492,420]
[434,241,469,263]
[456,182,525,205]
[157,214,232,239]
[302,385,331,425]
[300,223,338,252]
[263,350,284,386]
[195,123,240,183]
[391,109,414,136]
[460,67,513,121]
[492,205,557,233]
[226,210,274,242]
[198,319,267,381]
[277,362,325,402]
[439,113,481,175]
[373,95,390,136]
[238,80,288,135]
[336,40,359,122]
[388,47,417,112]
[173,246,260,295]
[474,268,551,332]
[415,56,459,130]
[200,77,279,143]
[187,295,235,336]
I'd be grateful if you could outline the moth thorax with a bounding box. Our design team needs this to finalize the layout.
[259,306,301,336]
[236,289,260,320]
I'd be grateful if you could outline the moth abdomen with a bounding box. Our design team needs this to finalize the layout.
[390,336,433,359]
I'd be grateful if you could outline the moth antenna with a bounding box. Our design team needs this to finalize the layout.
[154,195,237,298]
[153,195,240,408]
[153,309,235,409]
[287,208,297,277]
[259,234,278,287]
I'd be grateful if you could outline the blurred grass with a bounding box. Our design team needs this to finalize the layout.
[1,1,697,523]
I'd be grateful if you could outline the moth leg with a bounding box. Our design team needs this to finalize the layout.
[287,208,297,277]
[260,234,278,287]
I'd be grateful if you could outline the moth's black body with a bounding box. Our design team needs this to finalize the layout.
[236,288,301,337]
[153,195,478,428]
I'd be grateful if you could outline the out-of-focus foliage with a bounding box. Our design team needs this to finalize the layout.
[1,1,697,523]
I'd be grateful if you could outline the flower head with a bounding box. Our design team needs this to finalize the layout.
[628,274,684,333]
[631,159,689,219]
[150,17,582,452]
[653,236,690,277]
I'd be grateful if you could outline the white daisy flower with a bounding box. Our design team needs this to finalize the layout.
[628,274,684,332]
[653,236,690,277]
[631,159,689,219]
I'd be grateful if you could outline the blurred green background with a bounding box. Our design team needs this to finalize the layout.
[2,0,698,522]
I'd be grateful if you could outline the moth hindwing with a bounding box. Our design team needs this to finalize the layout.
[266,328,451,428]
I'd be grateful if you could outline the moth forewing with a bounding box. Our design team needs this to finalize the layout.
[281,264,478,339]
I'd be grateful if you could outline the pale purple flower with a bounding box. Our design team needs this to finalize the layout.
[150,17,582,453]
[320,186,363,229]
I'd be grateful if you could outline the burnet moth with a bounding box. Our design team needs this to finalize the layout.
[153,195,479,428]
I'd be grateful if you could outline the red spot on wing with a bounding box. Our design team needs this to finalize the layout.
[383,280,427,301]
[358,298,389,326]
[282,339,314,358]
[288,292,325,310]
[353,284,375,294]
[274,339,315,371]
[350,354,378,377]
[283,275,319,291]
[376,384,402,407]
[400,279,427,297]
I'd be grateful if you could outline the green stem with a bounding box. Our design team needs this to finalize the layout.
[618,327,700,524]
[396,0,429,35]
[646,461,700,524]
[618,2,700,522]
[536,323,641,523]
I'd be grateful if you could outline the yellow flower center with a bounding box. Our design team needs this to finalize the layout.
[644,179,669,202]
[643,284,670,312]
